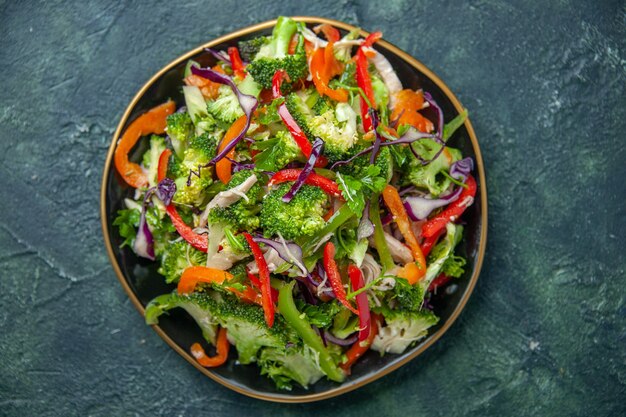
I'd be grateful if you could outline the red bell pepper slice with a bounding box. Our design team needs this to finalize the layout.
[419,228,445,257]
[165,205,208,253]
[422,175,477,238]
[227,46,246,79]
[340,313,379,374]
[114,101,175,188]
[354,32,382,133]
[355,50,376,132]
[271,71,328,166]
[243,233,275,328]
[323,242,359,315]
[348,265,371,341]
[157,149,171,182]
[362,31,383,48]
[428,273,452,292]
[190,327,229,367]
[247,271,278,304]
[157,149,209,252]
[268,169,342,198]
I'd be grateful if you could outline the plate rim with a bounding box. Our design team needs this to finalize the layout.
[100,16,488,403]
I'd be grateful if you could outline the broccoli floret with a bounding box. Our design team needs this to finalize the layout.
[173,133,218,205]
[207,85,244,124]
[339,144,393,182]
[145,290,295,365]
[285,92,359,162]
[165,112,194,157]
[207,170,264,231]
[258,345,325,390]
[141,135,167,187]
[253,130,300,172]
[246,16,308,90]
[260,183,329,240]
[404,139,462,197]
[389,277,425,312]
[424,223,464,285]
[145,291,219,345]
[311,95,333,116]
[371,309,439,354]
[238,36,270,61]
[157,241,207,284]
[284,91,315,139]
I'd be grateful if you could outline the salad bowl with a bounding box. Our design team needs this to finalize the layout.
[100,16,487,402]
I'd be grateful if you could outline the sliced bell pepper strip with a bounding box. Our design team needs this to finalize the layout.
[247,271,278,304]
[323,242,359,315]
[362,31,383,48]
[390,89,434,133]
[190,327,229,367]
[228,285,263,306]
[177,265,234,294]
[310,41,348,102]
[420,228,445,257]
[382,184,427,282]
[396,262,422,285]
[114,100,175,189]
[348,265,370,341]
[242,233,275,328]
[355,50,375,132]
[157,149,172,182]
[340,313,379,374]
[166,205,208,252]
[422,175,477,238]
[428,273,452,292]
[157,152,210,252]
[354,31,382,132]
[227,46,246,79]
[268,169,342,198]
[278,281,345,382]
[178,265,259,304]
[216,115,247,184]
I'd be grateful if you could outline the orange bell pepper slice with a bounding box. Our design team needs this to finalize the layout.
[190,327,229,367]
[310,41,348,102]
[216,115,247,184]
[177,265,234,294]
[114,101,175,189]
[391,89,434,133]
[382,184,427,283]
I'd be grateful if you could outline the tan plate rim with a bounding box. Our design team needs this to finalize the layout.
[100,16,488,403]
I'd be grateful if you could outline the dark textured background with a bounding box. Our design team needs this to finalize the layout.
[1,1,624,416]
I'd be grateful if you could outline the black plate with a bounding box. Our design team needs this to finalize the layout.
[100,17,487,402]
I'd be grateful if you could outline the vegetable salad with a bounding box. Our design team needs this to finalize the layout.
[113,16,476,390]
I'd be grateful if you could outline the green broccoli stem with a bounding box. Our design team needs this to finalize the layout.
[272,16,297,58]
[278,282,345,383]
[299,204,355,255]
[370,194,395,271]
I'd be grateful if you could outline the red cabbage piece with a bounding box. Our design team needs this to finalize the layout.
[282,137,324,203]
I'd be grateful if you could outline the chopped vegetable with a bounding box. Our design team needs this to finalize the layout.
[114,17,477,391]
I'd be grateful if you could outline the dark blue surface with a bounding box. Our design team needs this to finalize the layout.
[1,1,624,416]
